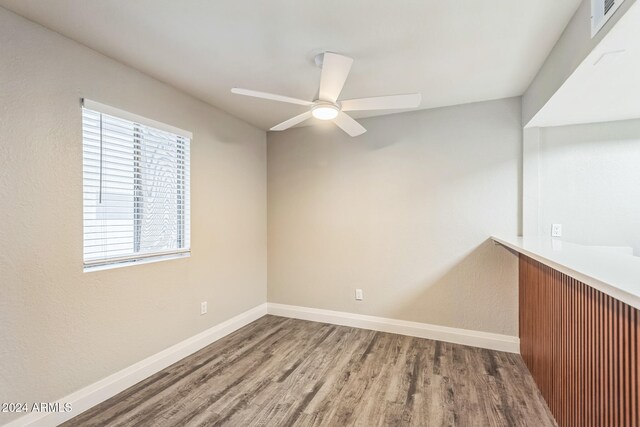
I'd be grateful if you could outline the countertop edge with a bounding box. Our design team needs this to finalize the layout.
[491,236,640,311]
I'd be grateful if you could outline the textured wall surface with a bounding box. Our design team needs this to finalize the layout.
[539,119,640,255]
[0,8,266,422]
[267,98,522,335]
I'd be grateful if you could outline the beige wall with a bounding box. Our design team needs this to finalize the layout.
[0,8,266,422]
[267,98,522,336]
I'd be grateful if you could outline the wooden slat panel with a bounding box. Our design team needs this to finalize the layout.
[519,254,640,426]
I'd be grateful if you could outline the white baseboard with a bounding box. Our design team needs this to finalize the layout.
[267,303,520,354]
[5,302,518,426]
[3,303,268,427]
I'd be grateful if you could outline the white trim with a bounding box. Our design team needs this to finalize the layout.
[3,304,267,427]
[81,99,193,139]
[267,303,520,354]
[83,251,191,273]
[4,302,519,426]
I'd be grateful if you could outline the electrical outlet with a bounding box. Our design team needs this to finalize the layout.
[200,301,208,315]
[551,224,562,237]
[355,289,363,301]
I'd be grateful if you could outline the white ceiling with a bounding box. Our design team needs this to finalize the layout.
[528,1,640,128]
[1,0,581,130]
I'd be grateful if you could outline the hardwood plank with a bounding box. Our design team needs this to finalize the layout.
[64,316,556,426]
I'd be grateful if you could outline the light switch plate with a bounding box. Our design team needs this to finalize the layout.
[355,289,363,301]
[551,224,562,237]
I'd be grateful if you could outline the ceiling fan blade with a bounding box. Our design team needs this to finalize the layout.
[231,88,313,106]
[341,93,422,112]
[270,111,313,131]
[319,53,354,103]
[333,112,366,137]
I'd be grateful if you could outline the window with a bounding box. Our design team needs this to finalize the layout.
[82,99,191,271]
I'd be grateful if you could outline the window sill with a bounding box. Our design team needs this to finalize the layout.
[83,251,190,273]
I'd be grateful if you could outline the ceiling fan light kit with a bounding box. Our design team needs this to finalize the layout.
[311,102,339,120]
[231,52,422,137]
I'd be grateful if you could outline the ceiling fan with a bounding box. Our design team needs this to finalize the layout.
[231,52,422,137]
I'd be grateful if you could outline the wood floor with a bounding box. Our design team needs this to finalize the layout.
[64,316,556,426]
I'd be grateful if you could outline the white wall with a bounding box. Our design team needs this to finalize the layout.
[538,119,640,254]
[267,98,522,336]
[522,0,637,125]
[0,8,267,423]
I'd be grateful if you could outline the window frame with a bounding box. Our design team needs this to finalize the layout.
[81,99,192,272]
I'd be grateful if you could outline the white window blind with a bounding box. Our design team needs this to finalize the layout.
[82,100,191,270]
